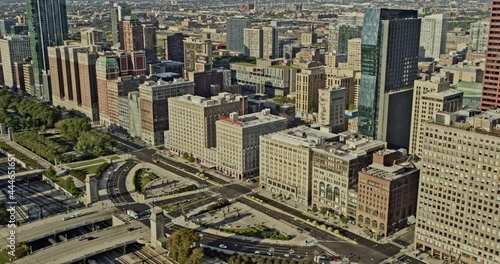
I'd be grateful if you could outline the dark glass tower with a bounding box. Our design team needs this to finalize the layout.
[27,0,69,101]
[227,16,250,54]
[358,8,420,149]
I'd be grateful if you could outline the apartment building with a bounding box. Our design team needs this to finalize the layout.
[215,109,287,180]
[415,108,500,264]
[260,126,338,205]
[311,134,386,218]
[295,62,325,120]
[168,93,247,163]
[357,150,419,238]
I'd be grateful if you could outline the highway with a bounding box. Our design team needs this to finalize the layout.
[14,222,149,264]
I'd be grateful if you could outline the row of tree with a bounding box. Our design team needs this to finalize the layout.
[14,131,65,162]
[56,118,115,157]
[167,228,204,264]
[0,89,61,130]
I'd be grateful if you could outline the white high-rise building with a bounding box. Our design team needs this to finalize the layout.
[244,28,262,58]
[470,20,489,52]
[0,35,31,88]
[420,13,447,60]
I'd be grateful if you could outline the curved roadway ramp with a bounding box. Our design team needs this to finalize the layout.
[14,222,149,264]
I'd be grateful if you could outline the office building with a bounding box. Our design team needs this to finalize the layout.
[27,0,69,101]
[358,8,420,150]
[456,81,482,107]
[481,0,500,110]
[409,76,463,156]
[105,76,140,128]
[470,20,489,52]
[301,24,317,46]
[0,35,31,89]
[22,62,34,94]
[345,38,361,70]
[226,16,250,54]
[164,33,185,62]
[231,59,298,96]
[419,14,447,60]
[324,53,346,68]
[441,66,483,85]
[446,29,470,53]
[414,108,500,264]
[111,3,131,46]
[244,28,263,58]
[295,62,325,120]
[318,87,347,133]
[139,79,194,146]
[337,13,365,27]
[357,150,419,238]
[168,93,247,163]
[312,134,386,219]
[215,109,287,180]
[260,126,338,205]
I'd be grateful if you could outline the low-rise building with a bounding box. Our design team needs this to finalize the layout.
[357,150,420,238]
[311,134,386,219]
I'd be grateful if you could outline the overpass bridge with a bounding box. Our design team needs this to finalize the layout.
[14,221,149,264]
[0,208,114,247]
[0,169,45,181]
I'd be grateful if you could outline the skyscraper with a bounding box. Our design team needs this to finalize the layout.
[111,3,131,46]
[358,8,420,149]
[419,13,447,60]
[244,28,263,58]
[469,20,489,52]
[27,0,69,101]
[120,17,143,52]
[262,27,278,59]
[481,0,500,110]
[226,16,250,54]
[164,33,184,62]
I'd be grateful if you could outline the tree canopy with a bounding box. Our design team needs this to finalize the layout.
[74,131,115,156]
[167,228,204,264]
[55,118,91,141]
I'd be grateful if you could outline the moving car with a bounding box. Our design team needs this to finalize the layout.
[219,244,227,249]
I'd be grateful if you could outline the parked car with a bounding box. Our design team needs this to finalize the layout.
[219,244,227,249]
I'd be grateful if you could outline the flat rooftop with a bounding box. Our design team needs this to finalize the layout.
[313,138,386,161]
[218,110,287,128]
[362,162,418,181]
[263,126,338,148]
[170,92,246,107]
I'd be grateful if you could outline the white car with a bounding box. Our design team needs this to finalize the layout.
[219,244,227,249]
[254,251,260,254]
[284,254,290,257]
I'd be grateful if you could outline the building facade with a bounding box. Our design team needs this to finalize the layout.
[0,35,31,89]
[470,20,489,52]
[419,14,447,60]
[226,16,250,54]
[409,76,463,156]
[358,8,420,149]
[260,126,338,205]
[481,0,500,110]
[312,134,386,218]
[27,0,69,101]
[215,109,287,180]
[164,33,185,62]
[168,93,247,163]
[357,150,419,238]
[111,3,131,46]
[244,28,263,58]
[318,87,347,133]
[295,62,325,120]
[139,79,195,146]
[414,109,500,264]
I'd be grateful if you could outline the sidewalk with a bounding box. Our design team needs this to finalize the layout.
[156,149,233,185]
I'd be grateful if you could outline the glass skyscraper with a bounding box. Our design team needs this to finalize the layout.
[27,0,69,101]
[358,8,420,149]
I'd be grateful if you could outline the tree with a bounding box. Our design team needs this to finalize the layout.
[55,118,91,141]
[45,166,56,179]
[312,204,318,213]
[188,154,195,163]
[182,152,189,160]
[64,177,79,195]
[75,131,115,156]
[167,228,203,264]
[320,207,327,215]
